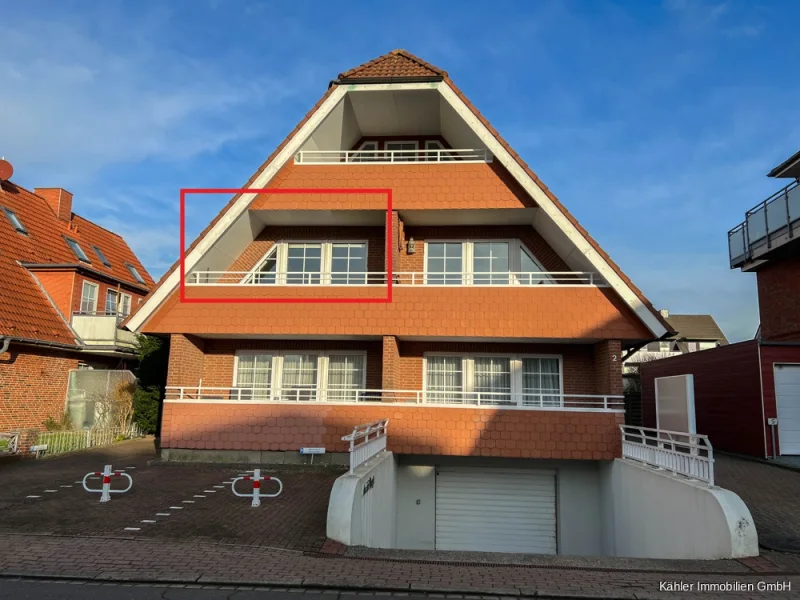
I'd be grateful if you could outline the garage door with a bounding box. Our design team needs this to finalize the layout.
[435,468,556,554]
[775,365,800,455]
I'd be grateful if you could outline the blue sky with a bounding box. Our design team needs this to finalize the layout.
[2,0,798,342]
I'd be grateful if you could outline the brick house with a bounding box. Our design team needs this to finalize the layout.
[641,150,800,458]
[0,164,154,449]
[128,50,674,554]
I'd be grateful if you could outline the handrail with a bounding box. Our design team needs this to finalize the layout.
[164,386,625,411]
[342,419,389,473]
[619,425,715,486]
[185,270,605,287]
[294,148,492,164]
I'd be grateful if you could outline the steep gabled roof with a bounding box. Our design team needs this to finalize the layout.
[338,49,446,81]
[666,314,728,344]
[128,50,672,338]
[0,180,154,345]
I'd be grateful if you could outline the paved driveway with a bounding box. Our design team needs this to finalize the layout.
[715,453,800,553]
[0,438,342,552]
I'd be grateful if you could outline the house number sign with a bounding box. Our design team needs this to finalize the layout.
[362,475,375,496]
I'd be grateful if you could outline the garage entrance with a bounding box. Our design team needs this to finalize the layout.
[434,467,557,554]
[775,364,800,455]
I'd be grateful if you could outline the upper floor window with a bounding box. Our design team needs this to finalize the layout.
[118,292,132,317]
[425,353,562,407]
[105,289,118,314]
[245,241,369,285]
[65,237,91,263]
[80,281,98,313]
[126,263,146,285]
[351,141,379,163]
[385,141,418,162]
[2,207,27,234]
[424,140,451,162]
[92,245,111,268]
[425,240,552,285]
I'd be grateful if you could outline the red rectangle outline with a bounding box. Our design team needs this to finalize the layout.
[179,188,393,304]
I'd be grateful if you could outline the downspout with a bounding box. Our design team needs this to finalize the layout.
[0,337,10,354]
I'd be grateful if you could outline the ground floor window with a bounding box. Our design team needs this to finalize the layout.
[424,353,562,407]
[233,351,366,401]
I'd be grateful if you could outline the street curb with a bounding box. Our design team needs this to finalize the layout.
[717,450,800,474]
[0,572,645,599]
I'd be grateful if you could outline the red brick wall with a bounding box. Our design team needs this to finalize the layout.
[640,341,765,457]
[166,334,206,387]
[161,401,624,460]
[594,340,623,395]
[226,226,386,275]
[382,336,400,390]
[757,255,800,342]
[758,344,800,457]
[0,343,119,450]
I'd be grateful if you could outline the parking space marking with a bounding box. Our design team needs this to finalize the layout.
[169,506,184,510]
[182,500,195,503]
[59,485,73,488]
[44,489,58,493]
[193,495,206,498]
[213,485,225,489]
[25,495,41,499]
[141,520,156,523]
[155,513,170,516]
[203,490,217,493]
[73,480,82,484]
[123,527,141,531]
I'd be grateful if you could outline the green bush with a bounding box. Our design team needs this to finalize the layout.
[43,412,73,431]
[133,385,160,434]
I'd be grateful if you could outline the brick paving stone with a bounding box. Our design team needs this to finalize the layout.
[715,453,800,553]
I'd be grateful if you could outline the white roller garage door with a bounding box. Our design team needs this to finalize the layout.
[435,468,557,554]
[775,364,800,455]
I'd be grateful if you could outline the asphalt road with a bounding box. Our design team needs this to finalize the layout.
[0,580,510,600]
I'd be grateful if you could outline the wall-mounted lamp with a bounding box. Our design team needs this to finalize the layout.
[407,237,416,254]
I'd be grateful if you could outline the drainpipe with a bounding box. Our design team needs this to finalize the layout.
[0,337,10,354]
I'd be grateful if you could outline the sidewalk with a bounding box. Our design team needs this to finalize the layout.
[0,534,798,600]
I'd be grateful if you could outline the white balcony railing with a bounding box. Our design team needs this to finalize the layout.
[620,425,715,486]
[294,148,492,165]
[165,386,624,411]
[71,312,138,349]
[343,419,389,473]
[185,271,606,287]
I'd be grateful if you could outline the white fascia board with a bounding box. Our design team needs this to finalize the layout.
[437,83,667,338]
[127,86,350,332]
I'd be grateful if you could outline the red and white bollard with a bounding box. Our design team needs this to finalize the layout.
[231,469,283,507]
[82,464,133,502]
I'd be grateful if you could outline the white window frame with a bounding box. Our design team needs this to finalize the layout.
[244,240,370,285]
[351,140,379,163]
[66,237,91,263]
[80,281,98,314]
[105,289,119,315]
[423,239,553,285]
[232,349,368,402]
[119,292,132,317]
[422,352,563,406]
[2,207,27,234]
[424,140,451,162]
[126,263,146,285]
[385,140,419,162]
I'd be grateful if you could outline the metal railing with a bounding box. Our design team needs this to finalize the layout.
[619,425,715,486]
[165,386,624,411]
[342,419,389,473]
[0,432,19,454]
[294,148,492,164]
[34,424,145,458]
[728,179,800,266]
[185,270,605,287]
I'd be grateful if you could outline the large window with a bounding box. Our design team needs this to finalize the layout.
[245,241,369,285]
[80,281,98,313]
[385,141,418,161]
[425,240,552,285]
[105,289,118,315]
[233,351,366,402]
[425,354,562,407]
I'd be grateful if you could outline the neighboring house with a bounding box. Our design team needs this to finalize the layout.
[623,310,727,375]
[641,150,800,458]
[128,50,674,555]
[0,163,154,448]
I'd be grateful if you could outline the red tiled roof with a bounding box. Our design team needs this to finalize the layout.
[0,180,154,344]
[134,50,671,336]
[338,49,446,80]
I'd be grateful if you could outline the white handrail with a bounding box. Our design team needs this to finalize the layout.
[294,148,492,164]
[619,425,715,486]
[185,270,605,287]
[164,386,624,411]
[342,419,389,473]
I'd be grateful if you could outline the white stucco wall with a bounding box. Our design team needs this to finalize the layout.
[327,450,396,548]
[395,465,436,549]
[600,458,758,559]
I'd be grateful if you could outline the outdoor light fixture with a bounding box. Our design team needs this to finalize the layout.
[407,237,416,254]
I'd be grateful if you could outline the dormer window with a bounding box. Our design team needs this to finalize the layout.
[2,207,27,234]
[385,141,418,162]
[65,237,90,263]
[92,245,111,268]
[126,263,146,285]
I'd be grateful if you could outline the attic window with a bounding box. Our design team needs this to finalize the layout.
[126,263,145,285]
[92,245,111,268]
[65,237,91,263]
[2,207,27,234]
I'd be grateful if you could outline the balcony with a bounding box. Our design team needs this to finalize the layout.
[294,148,492,165]
[185,271,606,287]
[165,386,624,412]
[71,312,138,351]
[728,179,800,268]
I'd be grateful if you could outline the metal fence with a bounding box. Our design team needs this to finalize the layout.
[342,420,389,474]
[619,425,715,486]
[34,424,144,458]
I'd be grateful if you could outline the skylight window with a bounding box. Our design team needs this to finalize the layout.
[92,245,111,268]
[2,207,27,234]
[126,263,146,285]
[65,237,91,263]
